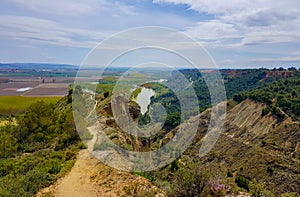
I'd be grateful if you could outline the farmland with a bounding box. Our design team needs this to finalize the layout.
[0,96,61,115]
[0,76,69,115]
[0,64,128,116]
[0,76,72,96]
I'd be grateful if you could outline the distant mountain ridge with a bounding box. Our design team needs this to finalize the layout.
[0,63,79,70]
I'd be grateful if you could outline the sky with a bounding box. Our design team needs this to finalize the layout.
[0,0,299,68]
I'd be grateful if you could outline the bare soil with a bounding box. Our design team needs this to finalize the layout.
[37,149,163,197]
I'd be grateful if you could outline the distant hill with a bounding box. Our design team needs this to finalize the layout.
[0,63,78,70]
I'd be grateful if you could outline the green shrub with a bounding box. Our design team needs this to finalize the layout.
[123,182,159,197]
[0,98,79,197]
[261,107,270,117]
[170,160,179,172]
[77,142,87,149]
[267,166,274,175]
[227,170,233,177]
[281,192,299,197]
[235,175,250,191]
[249,180,274,197]
[168,165,210,197]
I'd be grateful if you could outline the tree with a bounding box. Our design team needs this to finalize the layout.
[0,126,17,158]
[287,67,297,71]
[165,112,181,129]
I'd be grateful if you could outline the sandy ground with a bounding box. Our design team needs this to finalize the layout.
[37,150,163,197]
[38,150,104,197]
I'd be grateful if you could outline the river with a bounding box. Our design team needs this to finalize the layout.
[136,87,155,115]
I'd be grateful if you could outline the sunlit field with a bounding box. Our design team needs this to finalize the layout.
[0,96,61,115]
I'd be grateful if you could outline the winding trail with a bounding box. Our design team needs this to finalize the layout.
[37,147,162,197]
[37,102,163,197]
[86,95,98,119]
[87,125,99,152]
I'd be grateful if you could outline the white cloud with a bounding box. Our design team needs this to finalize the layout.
[183,20,242,47]
[5,0,98,16]
[153,0,252,15]
[251,56,300,63]
[0,15,110,48]
[0,0,299,66]
[291,51,300,56]
[154,0,300,47]
[153,0,300,16]
[4,0,137,16]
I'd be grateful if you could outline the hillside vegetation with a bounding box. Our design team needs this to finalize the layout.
[0,93,83,196]
[148,68,299,130]
[233,75,300,121]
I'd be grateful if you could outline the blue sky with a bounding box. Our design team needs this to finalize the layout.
[0,0,299,68]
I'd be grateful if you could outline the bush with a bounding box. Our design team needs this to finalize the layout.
[170,160,179,172]
[261,107,270,117]
[267,166,274,175]
[281,192,299,197]
[270,106,285,122]
[0,98,79,197]
[77,142,87,149]
[227,170,233,177]
[168,165,210,197]
[123,182,159,197]
[249,180,274,197]
[235,175,250,191]
[0,128,17,158]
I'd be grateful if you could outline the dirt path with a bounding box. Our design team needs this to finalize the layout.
[37,150,103,197]
[37,149,163,197]
[37,121,163,197]
[87,125,99,152]
[86,96,98,120]
[37,94,164,197]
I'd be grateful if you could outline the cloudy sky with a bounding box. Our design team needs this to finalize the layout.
[0,0,299,68]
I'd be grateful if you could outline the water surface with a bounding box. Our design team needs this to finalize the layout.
[16,87,32,92]
[136,87,155,115]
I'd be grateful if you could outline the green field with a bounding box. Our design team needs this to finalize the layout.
[0,96,62,115]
